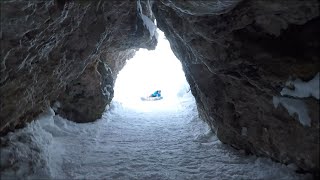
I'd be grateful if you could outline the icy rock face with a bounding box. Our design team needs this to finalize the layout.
[153,0,319,174]
[55,61,112,123]
[0,1,156,130]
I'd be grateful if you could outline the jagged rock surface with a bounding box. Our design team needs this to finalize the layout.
[56,50,136,123]
[1,0,319,176]
[153,0,319,174]
[0,0,156,131]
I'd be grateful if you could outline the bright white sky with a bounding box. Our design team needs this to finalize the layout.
[113,29,190,111]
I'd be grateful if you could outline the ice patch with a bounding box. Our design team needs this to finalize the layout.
[273,73,319,126]
[137,0,157,39]
[141,14,157,39]
[52,101,61,112]
[273,96,311,127]
[281,72,319,99]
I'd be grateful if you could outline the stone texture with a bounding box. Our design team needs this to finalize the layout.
[0,0,157,132]
[55,61,112,123]
[55,50,136,123]
[153,0,319,175]
[1,0,319,176]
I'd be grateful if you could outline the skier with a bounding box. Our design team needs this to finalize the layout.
[149,90,161,97]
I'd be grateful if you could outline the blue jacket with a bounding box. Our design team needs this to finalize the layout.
[151,91,161,97]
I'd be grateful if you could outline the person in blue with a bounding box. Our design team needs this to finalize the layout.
[149,90,161,97]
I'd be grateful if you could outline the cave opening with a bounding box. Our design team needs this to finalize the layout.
[1,0,317,178]
[113,29,190,112]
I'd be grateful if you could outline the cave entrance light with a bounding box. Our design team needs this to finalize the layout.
[113,30,190,112]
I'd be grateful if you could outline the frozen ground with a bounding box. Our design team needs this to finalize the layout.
[0,92,311,180]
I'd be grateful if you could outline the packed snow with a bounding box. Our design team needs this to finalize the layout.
[0,92,310,180]
[273,96,311,127]
[272,72,319,127]
[281,73,320,100]
[0,30,311,180]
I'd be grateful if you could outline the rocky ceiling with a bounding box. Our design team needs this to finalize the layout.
[0,0,319,175]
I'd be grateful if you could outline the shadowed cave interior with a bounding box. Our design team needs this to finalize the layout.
[0,0,319,179]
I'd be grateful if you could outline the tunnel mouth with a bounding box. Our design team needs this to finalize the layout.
[112,29,190,112]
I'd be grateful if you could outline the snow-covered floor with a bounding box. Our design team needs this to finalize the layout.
[0,93,310,180]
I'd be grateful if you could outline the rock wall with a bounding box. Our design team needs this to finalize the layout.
[153,0,319,174]
[1,0,319,176]
[55,50,136,123]
[0,0,157,132]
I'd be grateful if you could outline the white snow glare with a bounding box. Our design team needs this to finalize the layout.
[113,30,189,112]
[0,30,311,180]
